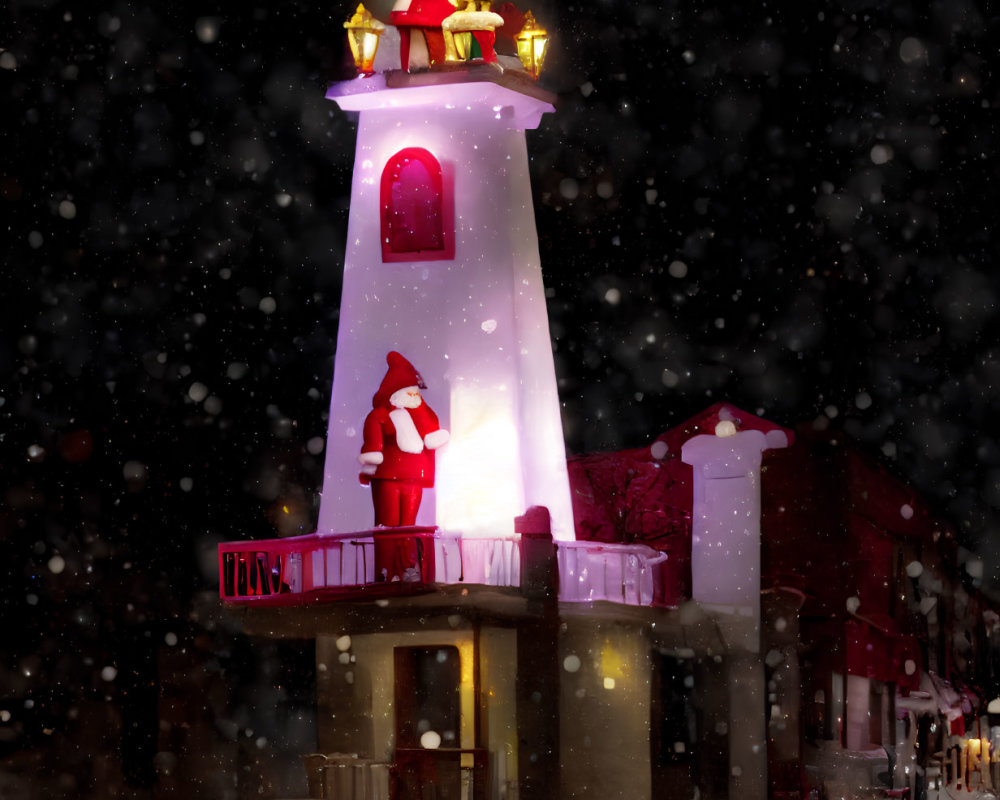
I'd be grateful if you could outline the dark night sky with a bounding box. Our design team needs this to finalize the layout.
[2,0,999,789]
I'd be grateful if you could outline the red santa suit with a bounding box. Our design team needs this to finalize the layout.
[359,352,450,529]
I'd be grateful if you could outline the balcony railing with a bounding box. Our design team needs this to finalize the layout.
[301,754,392,800]
[394,748,488,800]
[218,529,673,608]
[557,540,670,607]
[300,749,487,800]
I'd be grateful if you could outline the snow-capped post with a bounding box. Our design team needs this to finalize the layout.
[681,419,789,633]
[682,416,789,800]
[516,505,557,599]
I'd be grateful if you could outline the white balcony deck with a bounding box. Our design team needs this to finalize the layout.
[218,529,671,608]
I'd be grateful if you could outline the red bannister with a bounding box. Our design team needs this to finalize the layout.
[218,529,676,608]
[218,528,438,604]
[220,550,290,597]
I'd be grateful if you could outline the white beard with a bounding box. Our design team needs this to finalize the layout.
[389,386,423,409]
[389,408,424,454]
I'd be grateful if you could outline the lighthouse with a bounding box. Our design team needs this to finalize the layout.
[316,11,574,541]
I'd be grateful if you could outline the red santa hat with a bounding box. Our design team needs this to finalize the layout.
[372,351,426,408]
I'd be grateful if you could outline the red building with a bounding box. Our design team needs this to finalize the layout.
[220,401,999,799]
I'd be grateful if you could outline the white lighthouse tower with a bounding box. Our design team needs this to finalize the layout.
[316,11,574,540]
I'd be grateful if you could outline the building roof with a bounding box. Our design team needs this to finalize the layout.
[568,402,794,551]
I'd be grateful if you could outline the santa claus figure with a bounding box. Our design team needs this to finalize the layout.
[358,351,450,528]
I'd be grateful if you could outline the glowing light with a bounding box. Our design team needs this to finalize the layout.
[437,410,522,537]
[715,420,737,437]
[514,12,549,79]
[420,730,442,749]
[344,4,384,76]
[459,640,474,687]
[600,641,625,690]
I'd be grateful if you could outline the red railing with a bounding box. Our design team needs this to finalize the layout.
[219,530,677,608]
[218,528,437,605]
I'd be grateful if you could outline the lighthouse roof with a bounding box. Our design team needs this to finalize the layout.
[390,0,455,28]
[326,64,555,129]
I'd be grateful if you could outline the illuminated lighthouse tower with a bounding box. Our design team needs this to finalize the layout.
[316,5,574,540]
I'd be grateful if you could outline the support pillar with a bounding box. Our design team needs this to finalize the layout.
[682,422,789,798]
[515,508,560,800]
[728,652,768,799]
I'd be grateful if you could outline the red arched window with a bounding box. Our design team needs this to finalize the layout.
[380,148,455,262]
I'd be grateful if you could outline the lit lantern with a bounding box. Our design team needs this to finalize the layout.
[442,0,505,64]
[970,737,993,789]
[344,4,385,76]
[959,737,994,789]
[514,11,549,79]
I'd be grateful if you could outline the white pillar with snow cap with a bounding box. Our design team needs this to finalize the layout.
[681,423,789,618]
[316,69,575,540]
[683,420,787,800]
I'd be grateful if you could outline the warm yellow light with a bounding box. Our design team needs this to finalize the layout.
[600,640,626,690]
[436,401,523,537]
[459,640,475,687]
[514,11,549,79]
[454,31,473,60]
[458,639,476,749]
[344,4,385,75]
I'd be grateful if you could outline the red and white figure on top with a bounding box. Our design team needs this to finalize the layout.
[359,351,450,527]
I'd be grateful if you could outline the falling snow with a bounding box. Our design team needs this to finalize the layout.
[2,0,999,797]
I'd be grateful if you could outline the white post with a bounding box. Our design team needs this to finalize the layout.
[681,425,788,632]
[682,422,788,799]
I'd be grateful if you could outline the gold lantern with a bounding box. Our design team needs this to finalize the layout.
[344,4,385,75]
[514,11,548,79]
